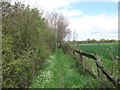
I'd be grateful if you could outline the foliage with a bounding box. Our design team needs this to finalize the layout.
[2,1,56,88]
[69,39,118,44]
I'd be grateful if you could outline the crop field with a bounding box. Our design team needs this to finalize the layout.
[73,42,119,78]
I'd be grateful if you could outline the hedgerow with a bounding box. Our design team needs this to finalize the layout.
[2,1,56,88]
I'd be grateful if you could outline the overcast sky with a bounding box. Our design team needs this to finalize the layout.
[12,0,119,41]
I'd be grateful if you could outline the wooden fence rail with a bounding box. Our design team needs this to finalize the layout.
[73,49,119,86]
[62,44,120,88]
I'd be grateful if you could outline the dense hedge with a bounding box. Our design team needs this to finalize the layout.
[2,2,56,88]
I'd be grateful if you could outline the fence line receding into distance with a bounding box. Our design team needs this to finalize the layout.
[62,44,120,88]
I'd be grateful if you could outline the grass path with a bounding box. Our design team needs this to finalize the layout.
[29,49,100,88]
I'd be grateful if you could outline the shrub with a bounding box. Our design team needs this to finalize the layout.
[2,1,56,88]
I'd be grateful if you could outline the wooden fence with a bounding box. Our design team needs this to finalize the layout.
[62,44,120,88]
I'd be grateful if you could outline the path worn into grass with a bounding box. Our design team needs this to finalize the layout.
[29,49,100,88]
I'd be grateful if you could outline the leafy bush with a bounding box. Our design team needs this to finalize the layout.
[2,1,56,88]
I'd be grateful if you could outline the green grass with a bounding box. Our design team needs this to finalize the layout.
[29,48,107,88]
[73,42,119,78]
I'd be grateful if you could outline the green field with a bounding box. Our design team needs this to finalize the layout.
[73,42,119,78]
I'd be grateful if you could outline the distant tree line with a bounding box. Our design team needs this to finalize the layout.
[2,1,70,88]
[69,38,118,44]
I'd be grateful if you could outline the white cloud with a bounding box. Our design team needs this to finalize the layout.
[57,9,83,17]
[12,0,119,11]
[67,10,83,17]
[81,0,119,2]
[11,0,118,40]
[69,13,118,40]
[12,0,82,11]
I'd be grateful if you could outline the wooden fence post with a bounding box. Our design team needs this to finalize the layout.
[75,53,79,67]
[95,52,101,79]
[116,79,120,89]
[69,47,119,87]
[79,50,82,63]
[79,51,85,70]
[73,50,78,67]
[73,50,75,60]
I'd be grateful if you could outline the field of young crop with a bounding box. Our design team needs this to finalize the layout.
[73,42,119,78]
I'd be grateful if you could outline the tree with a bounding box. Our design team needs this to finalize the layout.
[99,38,106,43]
[86,38,91,43]
[45,12,70,48]
[91,39,97,43]
[73,30,78,41]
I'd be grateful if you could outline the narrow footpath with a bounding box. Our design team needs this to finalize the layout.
[29,49,100,88]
